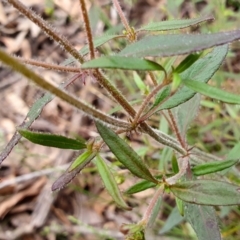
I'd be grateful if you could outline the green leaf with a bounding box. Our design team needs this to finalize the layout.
[52,152,96,191]
[171,155,179,174]
[192,159,239,176]
[63,34,121,65]
[119,29,240,58]
[81,56,166,71]
[170,179,240,205]
[185,203,221,240]
[157,45,228,110]
[139,15,214,32]
[18,129,86,150]
[151,85,171,109]
[172,94,201,138]
[174,53,202,74]
[125,179,157,195]
[227,142,240,160]
[159,207,184,234]
[95,121,158,183]
[133,72,148,94]
[69,151,96,171]
[182,80,240,104]
[95,155,131,210]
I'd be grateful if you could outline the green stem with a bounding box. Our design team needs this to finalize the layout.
[7,0,84,64]
[0,49,130,129]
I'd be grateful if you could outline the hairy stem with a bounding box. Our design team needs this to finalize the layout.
[79,0,95,60]
[93,69,136,117]
[18,57,82,73]
[166,156,189,185]
[0,49,130,129]
[148,71,158,86]
[7,0,84,64]
[112,0,131,32]
[132,82,166,125]
[140,123,187,155]
[168,110,186,149]
[140,184,164,227]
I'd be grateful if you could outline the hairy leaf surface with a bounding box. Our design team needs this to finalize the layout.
[170,179,240,205]
[139,15,213,32]
[119,30,240,57]
[95,155,131,210]
[96,121,157,183]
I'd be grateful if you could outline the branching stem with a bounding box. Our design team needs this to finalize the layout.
[0,49,130,129]
[7,0,84,64]
[132,82,166,126]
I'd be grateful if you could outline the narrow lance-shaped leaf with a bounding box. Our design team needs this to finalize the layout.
[138,15,214,32]
[156,45,228,111]
[69,150,96,171]
[18,129,86,150]
[170,179,240,206]
[125,179,158,195]
[52,152,96,191]
[227,142,240,160]
[81,56,166,72]
[119,29,240,58]
[159,207,184,235]
[174,53,202,74]
[95,155,131,210]
[95,121,158,183]
[192,159,239,176]
[185,203,221,240]
[182,79,240,104]
[172,94,201,138]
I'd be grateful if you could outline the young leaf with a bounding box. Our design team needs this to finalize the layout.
[170,179,240,205]
[185,203,221,240]
[52,152,96,191]
[119,29,240,58]
[151,85,171,109]
[157,45,228,111]
[182,80,240,104]
[171,155,179,174]
[174,53,202,74]
[138,15,214,32]
[69,151,96,171]
[133,72,148,94]
[63,34,121,65]
[81,56,166,72]
[18,129,86,150]
[125,179,157,195]
[95,155,131,210]
[192,159,239,176]
[95,121,158,183]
